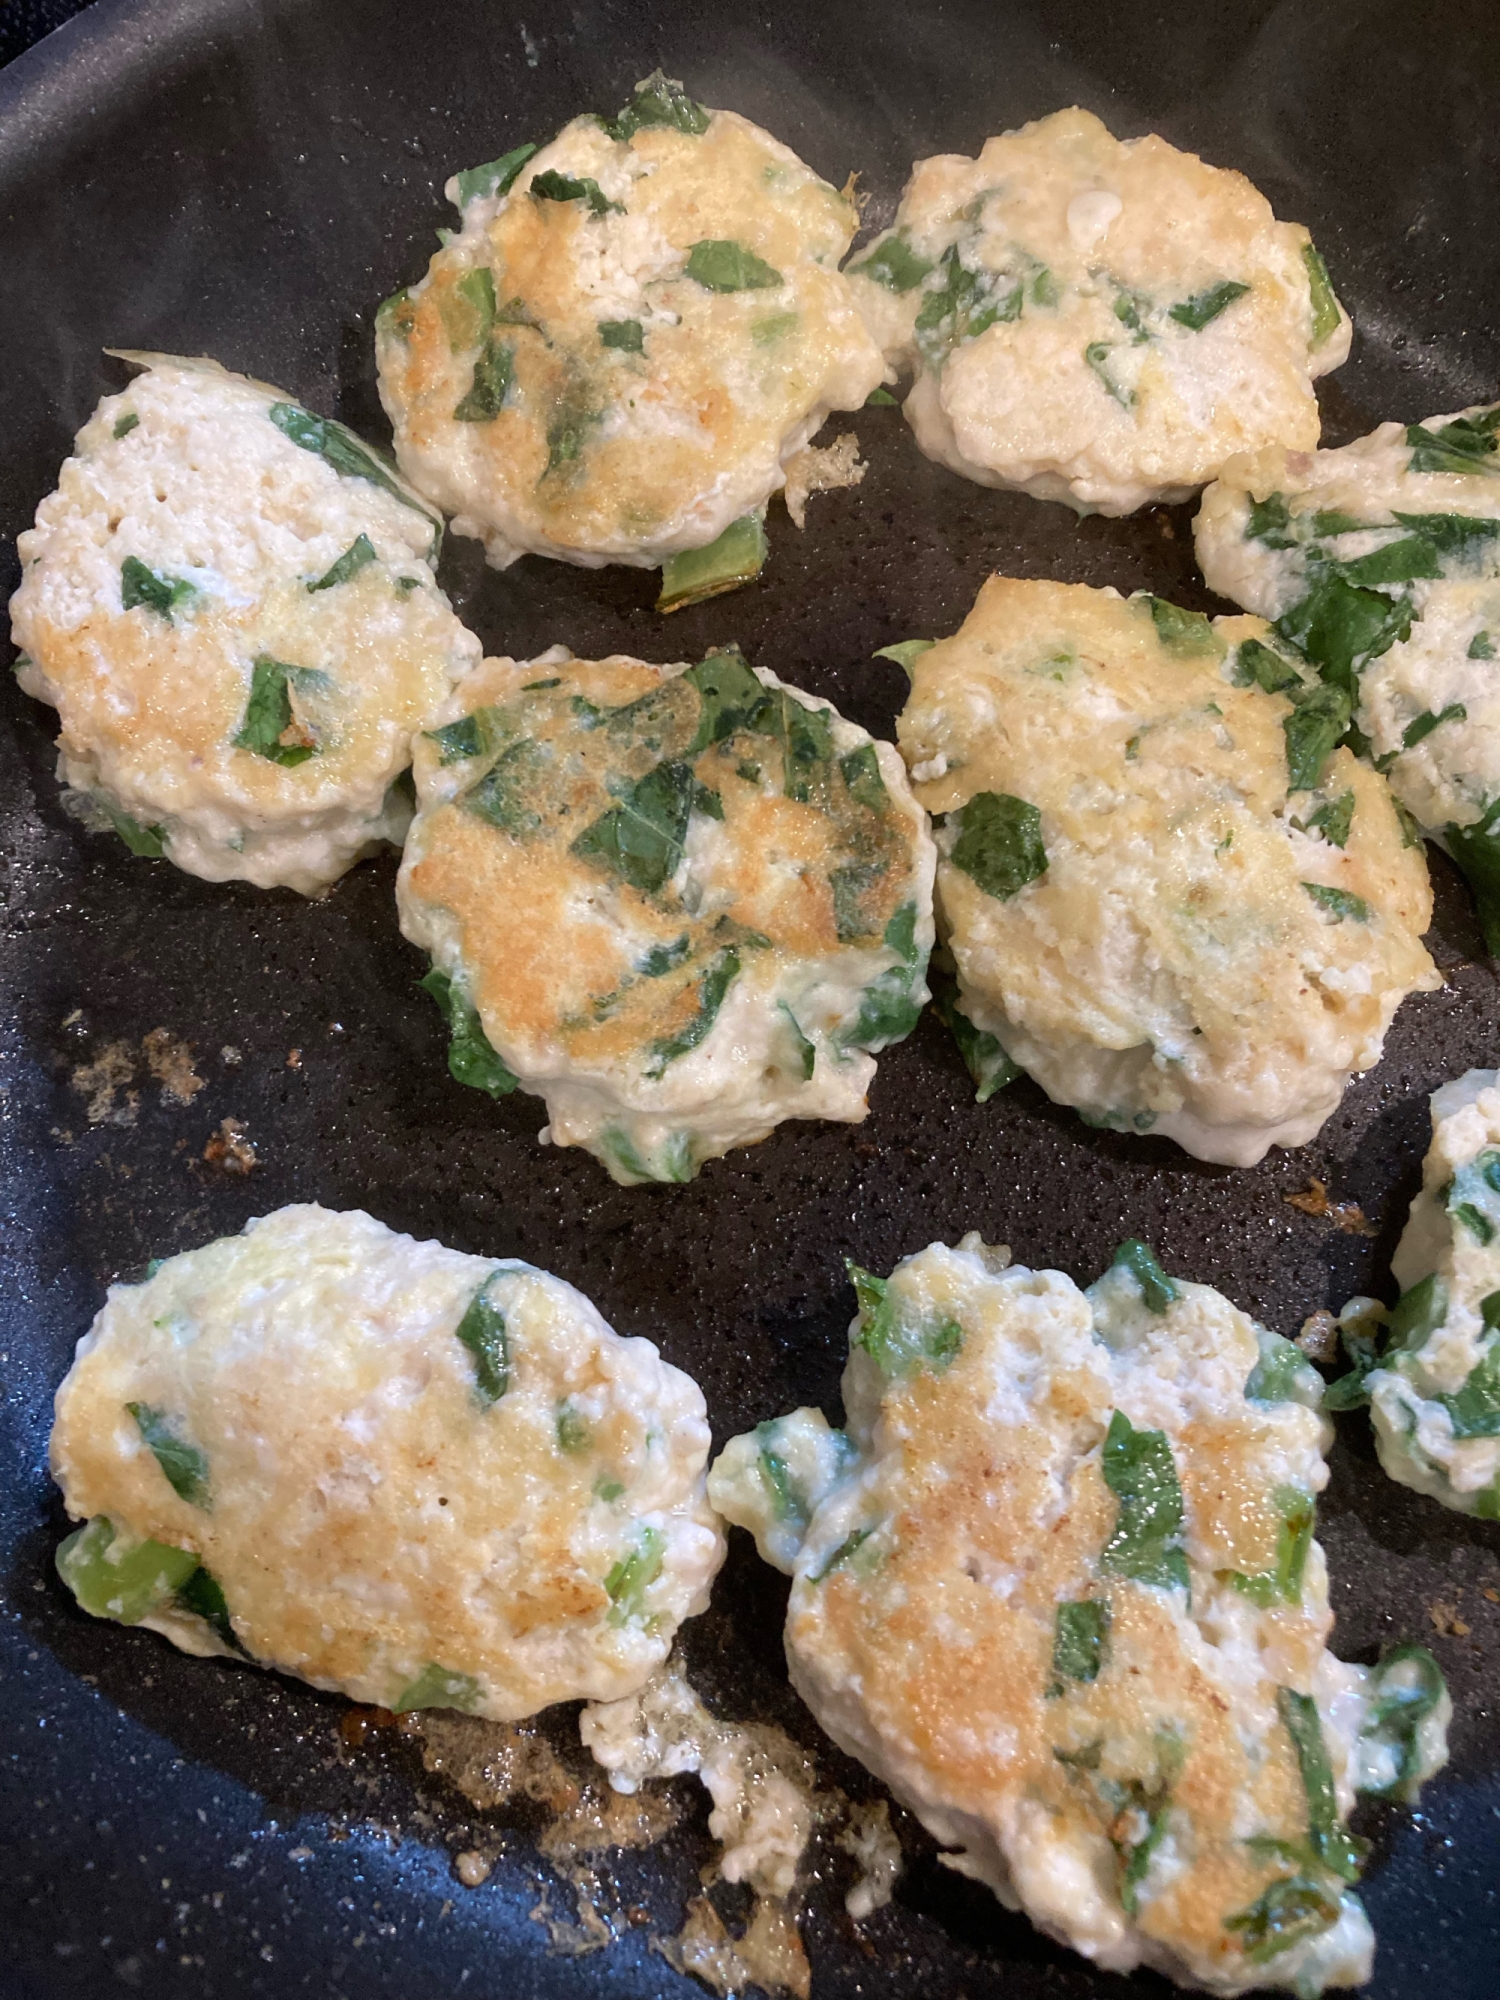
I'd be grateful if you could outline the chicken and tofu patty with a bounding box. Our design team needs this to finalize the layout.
[896,577,1438,1165]
[1195,402,1500,949]
[397,646,935,1186]
[10,355,474,896]
[845,107,1350,515]
[1329,1069,1500,1517]
[375,73,882,585]
[710,1236,1449,1995]
[49,1205,724,1717]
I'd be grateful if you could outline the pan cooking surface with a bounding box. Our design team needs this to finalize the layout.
[2,1,1499,1994]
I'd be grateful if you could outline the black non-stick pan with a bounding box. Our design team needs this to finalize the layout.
[3,1,1499,1994]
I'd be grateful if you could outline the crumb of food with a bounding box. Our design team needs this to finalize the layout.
[202,1116,256,1173]
[61,1008,83,1029]
[840,170,865,211]
[286,1048,303,1070]
[72,1041,138,1125]
[1284,1176,1378,1235]
[1295,1308,1343,1364]
[220,1045,243,1065]
[1428,1598,1471,1637]
[454,1850,492,1888]
[142,1027,204,1105]
[838,1799,903,1919]
[781,434,866,529]
[531,1878,615,1957]
[1157,515,1177,539]
[1485,1588,1500,1604]
[652,1892,811,2000]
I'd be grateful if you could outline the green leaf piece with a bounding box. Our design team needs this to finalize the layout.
[1437,1338,1500,1438]
[530,168,621,215]
[394,1664,482,1713]
[556,1402,592,1455]
[1445,796,1500,954]
[1108,1240,1179,1313]
[463,738,547,838]
[1403,702,1467,749]
[1084,340,1133,408]
[113,412,140,438]
[682,646,767,751]
[419,966,520,1097]
[56,1517,201,1625]
[1168,279,1250,330]
[102,801,167,858]
[915,244,1023,368]
[607,72,710,141]
[1358,1646,1449,1799]
[765,686,834,802]
[127,1402,210,1507]
[1302,882,1371,922]
[308,533,377,591]
[376,288,417,343]
[843,901,926,1049]
[685,239,783,291]
[950,791,1047,901]
[1390,511,1500,563]
[1233,636,1304,694]
[838,741,890,814]
[1283,683,1352,792]
[779,1004,816,1081]
[1276,1686,1368,1882]
[1302,243,1342,349]
[847,230,935,293]
[120,554,197,623]
[1300,790,1355,847]
[425,713,490,764]
[454,1274,511,1405]
[933,977,1020,1102]
[1247,492,1295,547]
[1334,537,1443,588]
[177,1565,247,1654]
[1405,405,1500,477]
[657,513,767,611]
[1468,630,1495,659]
[232,656,318,766]
[454,143,538,208]
[571,759,695,896]
[810,1526,875,1583]
[1099,1409,1189,1594]
[1049,1599,1109,1691]
[864,386,899,406]
[846,1257,963,1380]
[1142,595,1223,659]
[599,318,645,352]
[454,337,515,422]
[873,639,934,678]
[267,402,438,532]
[1225,1875,1344,1965]
[605,1525,666,1625]
[1275,575,1413,695]
[1226,1486,1315,1606]
[645,947,740,1077]
[1246,1331,1316,1403]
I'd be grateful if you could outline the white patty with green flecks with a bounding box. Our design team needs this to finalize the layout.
[710,1236,1449,1995]
[9,355,475,896]
[48,1204,724,1718]
[1194,403,1500,911]
[1333,1068,1500,1516]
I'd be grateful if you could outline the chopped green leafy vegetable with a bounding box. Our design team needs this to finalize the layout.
[232,656,318,766]
[1405,405,1500,477]
[599,318,644,352]
[606,72,710,141]
[644,947,740,1076]
[1168,279,1250,330]
[1049,1599,1109,1691]
[1402,702,1467,748]
[933,977,1019,1102]
[848,230,935,294]
[394,1664,482,1712]
[556,1402,592,1454]
[914,244,1022,369]
[1283,683,1352,792]
[779,1004,816,1081]
[529,168,620,215]
[1084,340,1133,408]
[454,337,514,422]
[1437,1335,1500,1438]
[1277,1686,1367,1881]
[864,386,899,406]
[1247,491,1294,547]
[761,686,833,802]
[872,639,934,677]
[1227,1486,1315,1606]
[56,1517,200,1624]
[113,412,140,438]
[1246,1330,1318,1404]
[847,1259,963,1379]
[1233,636,1304,694]
[1469,629,1495,659]
[102,801,166,858]
[605,1525,666,1625]
[657,513,767,611]
[843,901,926,1049]
[1358,1646,1448,1799]
[1302,243,1342,349]
[1225,1874,1344,1964]
[454,1274,510,1405]
[177,1566,246,1654]
[425,713,489,764]
[444,265,497,351]
[811,1527,875,1583]
[838,741,889,814]
[376,288,417,342]
[464,738,546,837]
[308,533,377,591]
[1142,595,1224,659]
[1334,537,1443,588]
[267,402,438,533]
[453,143,538,208]
[125,1403,209,1507]
[1389,510,1500,563]
[1099,1409,1189,1594]
[418,966,520,1097]
[685,239,783,291]
[1275,575,1413,695]
[1302,882,1371,922]
[950,791,1047,901]
[683,645,767,751]
[1300,790,1355,847]
[120,554,197,622]
[1445,796,1500,954]
[571,759,694,896]
[1107,1240,1179,1313]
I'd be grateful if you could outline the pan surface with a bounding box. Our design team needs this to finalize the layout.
[3,1,1499,1994]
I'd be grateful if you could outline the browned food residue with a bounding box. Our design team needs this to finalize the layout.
[1284,1177,1377,1236]
[142,1027,204,1104]
[1429,1598,1471,1638]
[653,1893,811,2000]
[203,1116,256,1173]
[781,434,866,530]
[1295,1309,1342,1364]
[71,1041,139,1125]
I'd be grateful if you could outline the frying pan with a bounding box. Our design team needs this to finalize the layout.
[3,1,1499,1994]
